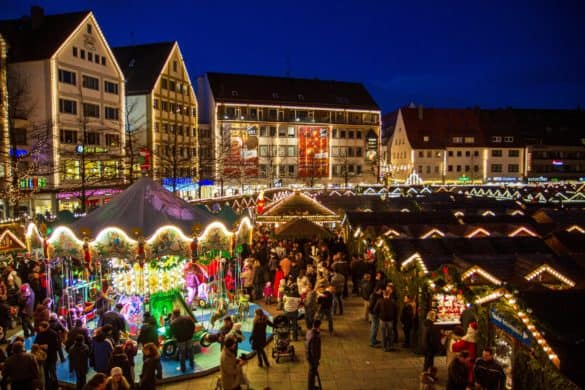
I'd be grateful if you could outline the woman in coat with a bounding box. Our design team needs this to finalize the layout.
[92,328,114,375]
[249,308,273,368]
[139,343,162,390]
[422,310,442,375]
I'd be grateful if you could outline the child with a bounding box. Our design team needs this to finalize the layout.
[263,282,273,305]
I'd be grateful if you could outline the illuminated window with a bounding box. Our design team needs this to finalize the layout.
[492,149,502,157]
[509,149,520,157]
[288,127,295,137]
[63,160,80,180]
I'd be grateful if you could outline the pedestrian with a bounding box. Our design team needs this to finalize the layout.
[473,347,506,390]
[49,312,67,363]
[18,283,35,338]
[447,351,470,390]
[84,372,107,390]
[374,288,396,352]
[401,295,415,348]
[368,286,383,347]
[139,343,162,390]
[317,287,334,335]
[105,366,131,390]
[305,319,322,390]
[34,320,60,389]
[1,340,39,389]
[422,311,441,374]
[249,308,273,368]
[123,340,138,385]
[92,327,114,375]
[283,290,301,341]
[360,274,373,322]
[303,283,317,331]
[170,308,195,372]
[220,337,247,390]
[330,270,345,315]
[99,303,127,345]
[108,345,133,387]
[31,343,47,390]
[68,334,90,390]
[136,312,158,346]
[263,282,273,305]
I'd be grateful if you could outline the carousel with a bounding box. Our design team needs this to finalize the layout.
[24,177,267,384]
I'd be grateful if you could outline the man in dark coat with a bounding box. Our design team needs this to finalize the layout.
[137,312,159,346]
[374,289,396,351]
[68,334,90,390]
[448,351,470,390]
[35,320,61,389]
[170,309,195,372]
[305,319,322,390]
[474,348,506,390]
[2,340,39,389]
[422,311,442,373]
[99,303,127,344]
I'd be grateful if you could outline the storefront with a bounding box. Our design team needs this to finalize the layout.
[432,292,466,325]
[56,188,123,212]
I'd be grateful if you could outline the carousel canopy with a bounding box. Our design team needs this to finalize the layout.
[275,218,334,240]
[70,177,213,237]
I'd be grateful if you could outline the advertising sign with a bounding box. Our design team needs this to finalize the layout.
[366,131,378,161]
[298,127,329,177]
[489,308,531,346]
[222,124,259,178]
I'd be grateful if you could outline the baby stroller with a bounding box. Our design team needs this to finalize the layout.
[271,315,296,362]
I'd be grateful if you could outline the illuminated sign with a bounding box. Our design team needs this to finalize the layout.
[56,188,122,200]
[8,149,28,158]
[19,177,47,189]
[162,177,198,191]
[298,127,329,177]
[527,176,548,182]
[222,124,259,178]
[75,145,109,154]
[366,135,378,161]
[552,160,563,166]
[458,175,471,183]
[488,177,518,183]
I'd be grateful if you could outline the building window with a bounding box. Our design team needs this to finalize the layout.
[82,75,99,90]
[287,146,295,157]
[418,151,424,158]
[456,165,462,172]
[80,49,85,59]
[94,54,99,64]
[508,164,519,173]
[288,165,296,176]
[104,107,119,120]
[423,136,429,142]
[72,47,78,57]
[101,56,106,66]
[465,151,471,157]
[259,145,268,157]
[509,149,520,157]
[288,127,295,138]
[465,165,470,172]
[448,151,453,157]
[269,126,276,137]
[161,101,169,112]
[84,132,100,145]
[58,69,76,85]
[105,134,120,146]
[278,146,286,157]
[59,99,77,114]
[348,131,354,139]
[161,78,168,89]
[491,164,503,173]
[104,81,118,94]
[87,24,92,34]
[83,103,100,118]
[356,147,362,157]
[492,149,502,157]
[457,151,462,157]
[332,129,338,138]
[448,165,453,172]
[474,150,479,157]
[464,137,475,144]
[278,127,286,137]
[169,80,176,91]
[340,130,346,138]
[452,137,463,143]
[434,166,439,174]
[59,130,77,144]
[474,165,480,172]
[426,166,431,174]
[504,136,514,143]
[88,52,93,62]
[491,136,502,143]
[173,61,178,72]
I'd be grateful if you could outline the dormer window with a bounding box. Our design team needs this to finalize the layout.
[423,136,429,142]
[87,24,92,34]
[298,94,304,101]
[231,90,238,97]
[272,92,279,99]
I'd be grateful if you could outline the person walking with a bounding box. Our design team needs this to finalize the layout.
[422,311,441,374]
[136,312,158,346]
[473,348,506,390]
[447,351,470,390]
[170,308,195,372]
[34,320,61,389]
[220,337,247,390]
[18,283,35,338]
[92,327,114,375]
[68,334,90,390]
[374,289,396,352]
[303,283,317,331]
[1,340,39,389]
[139,343,162,390]
[317,287,334,336]
[368,286,383,347]
[306,319,322,390]
[359,274,373,322]
[249,308,273,368]
[330,270,345,315]
[283,291,301,341]
[401,295,415,348]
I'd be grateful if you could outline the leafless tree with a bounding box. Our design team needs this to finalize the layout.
[123,98,146,184]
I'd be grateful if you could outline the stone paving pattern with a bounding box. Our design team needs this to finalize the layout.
[161,296,447,389]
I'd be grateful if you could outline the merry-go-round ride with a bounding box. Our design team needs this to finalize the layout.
[23,177,270,384]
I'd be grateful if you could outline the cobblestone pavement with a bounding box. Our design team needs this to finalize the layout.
[161,296,447,390]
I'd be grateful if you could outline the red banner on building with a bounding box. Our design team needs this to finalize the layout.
[222,124,259,178]
[298,127,329,177]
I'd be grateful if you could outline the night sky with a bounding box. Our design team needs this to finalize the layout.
[1,0,584,113]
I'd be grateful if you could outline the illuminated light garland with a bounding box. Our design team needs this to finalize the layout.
[453,211,465,217]
[383,228,400,237]
[482,210,496,217]
[47,226,84,245]
[0,230,27,250]
[145,225,192,245]
[25,223,43,241]
[400,252,428,274]
[510,210,525,216]
[420,228,445,239]
[566,225,585,234]
[461,266,502,286]
[509,227,538,238]
[466,228,491,238]
[198,221,234,241]
[474,289,504,305]
[353,227,361,238]
[94,227,138,245]
[525,264,575,288]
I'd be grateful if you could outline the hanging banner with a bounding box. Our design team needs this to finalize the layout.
[298,127,329,177]
[222,124,259,178]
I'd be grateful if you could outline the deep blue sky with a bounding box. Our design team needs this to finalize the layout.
[1,0,584,113]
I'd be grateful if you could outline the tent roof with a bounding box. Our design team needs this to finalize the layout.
[275,218,334,240]
[263,191,338,217]
[70,177,213,237]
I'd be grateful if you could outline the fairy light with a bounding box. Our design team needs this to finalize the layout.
[566,225,585,234]
[453,211,465,217]
[509,227,538,237]
[401,253,428,274]
[93,227,138,245]
[461,266,502,286]
[47,226,84,245]
[482,210,495,217]
[384,228,400,237]
[353,227,362,238]
[474,289,504,304]
[525,265,575,288]
[420,228,445,239]
[466,228,491,238]
[146,225,192,244]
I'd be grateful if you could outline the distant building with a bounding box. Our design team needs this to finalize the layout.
[388,106,585,184]
[0,7,125,213]
[113,41,199,198]
[197,72,381,192]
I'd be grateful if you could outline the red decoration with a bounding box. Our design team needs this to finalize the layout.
[257,198,266,214]
[443,266,449,275]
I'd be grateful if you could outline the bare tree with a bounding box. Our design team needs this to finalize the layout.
[123,98,147,184]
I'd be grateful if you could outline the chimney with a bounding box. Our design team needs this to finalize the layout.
[31,6,44,30]
[418,104,424,120]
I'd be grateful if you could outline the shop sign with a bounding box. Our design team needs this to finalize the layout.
[19,177,47,189]
[0,230,27,252]
[527,176,548,183]
[458,175,471,183]
[489,308,531,346]
[75,145,109,154]
[489,177,518,183]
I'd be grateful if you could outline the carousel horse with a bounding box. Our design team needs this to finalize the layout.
[209,298,227,328]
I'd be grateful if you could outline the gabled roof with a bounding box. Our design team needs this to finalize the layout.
[112,42,175,95]
[205,72,380,110]
[0,9,90,62]
[261,191,338,218]
[275,218,334,240]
